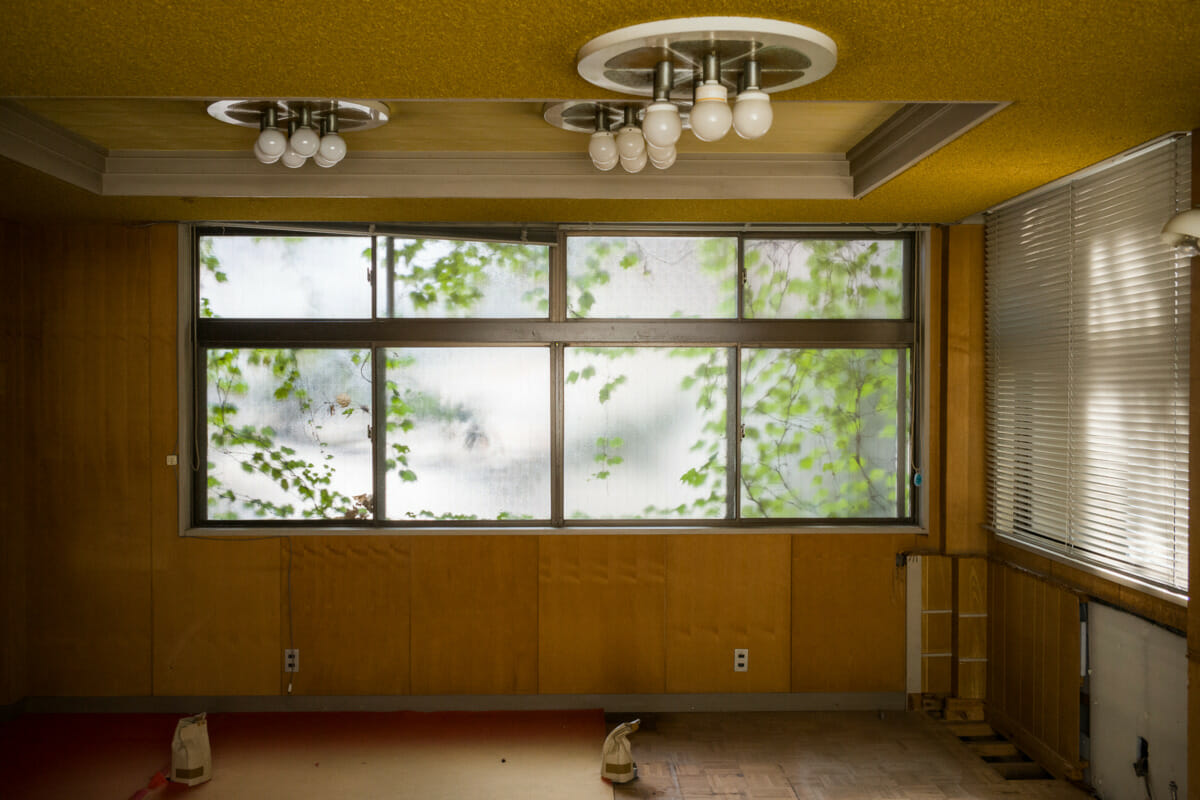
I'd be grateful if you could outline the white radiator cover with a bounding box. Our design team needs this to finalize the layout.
[1089,602,1186,800]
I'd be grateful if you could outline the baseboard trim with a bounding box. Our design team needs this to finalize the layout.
[22,692,905,714]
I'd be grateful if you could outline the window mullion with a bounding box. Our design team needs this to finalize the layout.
[372,345,387,522]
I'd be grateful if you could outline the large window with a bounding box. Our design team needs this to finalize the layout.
[192,227,916,528]
[985,135,1191,594]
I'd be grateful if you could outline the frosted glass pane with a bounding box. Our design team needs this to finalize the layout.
[377,237,550,318]
[384,348,549,520]
[744,239,905,319]
[566,236,736,318]
[565,347,728,519]
[741,348,904,518]
[199,236,371,319]
[206,348,373,520]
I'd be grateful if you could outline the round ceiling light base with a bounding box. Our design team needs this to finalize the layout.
[576,16,837,100]
[543,100,692,134]
[206,99,390,132]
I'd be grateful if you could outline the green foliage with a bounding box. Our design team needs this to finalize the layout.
[200,233,910,523]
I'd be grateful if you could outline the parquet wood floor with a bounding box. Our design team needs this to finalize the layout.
[611,711,1092,800]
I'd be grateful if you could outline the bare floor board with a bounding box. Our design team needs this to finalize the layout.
[612,711,1090,800]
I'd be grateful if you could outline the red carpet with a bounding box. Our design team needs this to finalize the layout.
[0,709,609,799]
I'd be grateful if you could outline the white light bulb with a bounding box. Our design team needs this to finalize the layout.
[313,151,336,168]
[319,132,347,164]
[253,140,281,165]
[641,102,681,148]
[648,145,676,170]
[620,150,647,173]
[290,125,319,158]
[616,125,645,159]
[691,83,732,142]
[588,130,617,163]
[732,90,773,140]
[592,153,619,171]
[256,128,288,159]
[281,147,307,168]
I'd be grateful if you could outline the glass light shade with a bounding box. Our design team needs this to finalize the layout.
[588,130,617,163]
[253,140,282,165]
[620,150,648,173]
[641,102,682,148]
[281,148,307,168]
[616,125,646,159]
[319,132,347,164]
[289,125,320,158]
[313,151,336,168]
[733,90,773,139]
[256,128,288,158]
[648,145,676,170]
[691,83,732,142]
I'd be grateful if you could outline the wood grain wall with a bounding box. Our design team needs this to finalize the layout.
[987,561,1083,781]
[1,220,946,701]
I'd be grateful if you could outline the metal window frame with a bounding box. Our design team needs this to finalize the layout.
[185,223,921,533]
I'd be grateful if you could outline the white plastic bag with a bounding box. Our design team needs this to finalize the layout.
[171,712,212,786]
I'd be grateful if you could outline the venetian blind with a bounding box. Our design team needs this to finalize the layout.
[985,135,1191,594]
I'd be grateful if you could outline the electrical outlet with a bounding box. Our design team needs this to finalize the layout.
[284,648,299,673]
[734,648,749,672]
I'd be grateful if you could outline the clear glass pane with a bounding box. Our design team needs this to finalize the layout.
[744,239,906,319]
[565,347,728,519]
[741,348,906,518]
[384,348,549,520]
[377,237,550,318]
[566,236,737,318]
[198,235,372,319]
[206,348,373,520]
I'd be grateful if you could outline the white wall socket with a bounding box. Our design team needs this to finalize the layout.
[734,648,749,672]
[284,648,299,673]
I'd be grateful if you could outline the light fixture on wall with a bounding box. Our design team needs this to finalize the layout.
[1161,207,1200,255]
[544,16,837,172]
[206,100,389,168]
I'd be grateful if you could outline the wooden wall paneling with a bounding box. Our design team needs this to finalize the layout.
[987,561,1004,713]
[987,562,1082,779]
[538,535,666,695]
[666,535,790,693]
[27,224,155,696]
[0,224,29,704]
[286,536,411,695]
[153,536,283,696]
[790,535,907,692]
[943,224,986,555]
[955,557,986,699]
[409,535,538,695]
[921,555,952,694]
[926,226,945,550]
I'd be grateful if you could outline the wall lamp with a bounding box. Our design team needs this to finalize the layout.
[206,100,389,168]
[544,16,837,173]
[1161,207,1200,255]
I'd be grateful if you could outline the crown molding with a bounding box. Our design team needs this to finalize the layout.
[0,100,1005,201]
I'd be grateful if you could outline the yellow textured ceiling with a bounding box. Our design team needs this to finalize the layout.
[0,0,1197,222]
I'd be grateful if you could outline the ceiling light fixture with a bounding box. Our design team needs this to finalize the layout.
[544,16,837,172]
[206,100,389,168]
[1161,207,1200,255]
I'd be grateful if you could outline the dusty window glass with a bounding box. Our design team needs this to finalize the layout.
[205,348,373,520]
[566,236,737,318]
[199,235,371,319]
[564,347,729,519]
[383,347,550,521]
[744,239,905,319]
[377,237,550,318]
[740,347,907,518]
